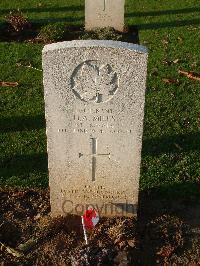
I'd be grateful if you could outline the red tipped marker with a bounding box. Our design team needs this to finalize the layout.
[81,208,99,244]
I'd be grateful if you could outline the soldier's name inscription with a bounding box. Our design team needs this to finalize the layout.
[57,108,132,135]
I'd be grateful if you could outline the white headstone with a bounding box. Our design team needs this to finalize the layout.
[85,0,125,32]
[42,40,148,217]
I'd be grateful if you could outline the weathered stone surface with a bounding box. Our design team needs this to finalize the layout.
[42,40,148,217]
[85,0,125,32]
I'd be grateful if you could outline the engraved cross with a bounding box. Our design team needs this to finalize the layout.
[103,0,107,11]
[79,138,111,181]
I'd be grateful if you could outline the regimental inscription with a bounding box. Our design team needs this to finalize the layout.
[79,138,111,181]
[71,60,119,103]
[57,108,133,135]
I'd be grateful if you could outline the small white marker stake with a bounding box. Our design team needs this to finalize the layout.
[81,216,88,245]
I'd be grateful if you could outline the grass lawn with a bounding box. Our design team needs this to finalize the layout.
[0,0,200,199]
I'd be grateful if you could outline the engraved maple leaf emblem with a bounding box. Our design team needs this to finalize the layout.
[71,60,118,103]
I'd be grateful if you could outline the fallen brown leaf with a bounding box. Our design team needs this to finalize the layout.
[0,81,19,87]
[179,70,200,81]
[12,191,26,197]
[127,239,136,247]
[163,78,179,84]
[157,245,175,258]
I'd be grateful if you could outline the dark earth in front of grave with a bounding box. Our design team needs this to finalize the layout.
[0,188,199,265]
[0,21,139,44]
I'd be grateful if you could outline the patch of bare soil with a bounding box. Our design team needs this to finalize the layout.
[0,188,199,265]
[0,22,139,44]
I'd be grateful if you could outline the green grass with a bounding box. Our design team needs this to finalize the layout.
[0,0,200,198]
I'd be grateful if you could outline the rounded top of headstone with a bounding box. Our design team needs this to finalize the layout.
[42,40,148,55]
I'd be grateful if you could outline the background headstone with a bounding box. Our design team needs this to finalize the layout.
[85,0,125,32]
[42,40,148,217]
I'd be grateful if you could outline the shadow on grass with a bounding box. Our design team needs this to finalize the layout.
[142,132,200,155]
[139,182,200,202]
[126,7,200,30]
[135,19,200,30]
[0,5,84,27]
[0,114,45,133]
[1,6,198,16]
[0,5,84,15]
[0,153,48,179]
[126,7,200,18]
[0,5,199,31]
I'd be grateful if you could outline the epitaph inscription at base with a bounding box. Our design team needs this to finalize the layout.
[42,40,148,217]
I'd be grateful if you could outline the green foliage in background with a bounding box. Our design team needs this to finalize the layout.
[37,22,68,42]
